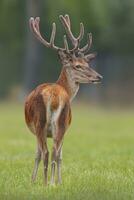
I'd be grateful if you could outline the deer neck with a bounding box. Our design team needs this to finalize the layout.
[57,66,79,101]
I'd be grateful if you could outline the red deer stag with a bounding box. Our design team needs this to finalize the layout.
[25,14,102,185]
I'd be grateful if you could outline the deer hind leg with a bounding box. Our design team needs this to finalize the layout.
[33,94,49,185]
[50,136,63,185]
[50,103,70,185]
[42,140,49,185]
[36,134,49,185]
[32,143,41,182]
[50,142,57,185]
[57,145,63,184]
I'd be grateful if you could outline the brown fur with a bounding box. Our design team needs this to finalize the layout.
[25,83,71,137]
[57,68,72,97]
[58,102,71,134]
[25,84,48,133]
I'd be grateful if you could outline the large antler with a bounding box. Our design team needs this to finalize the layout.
[29,17,68,51]
[59,14,84,51]
[29,15,93,54]
[59,14,92,54]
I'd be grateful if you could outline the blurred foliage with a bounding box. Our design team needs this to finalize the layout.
[0,0,134,99]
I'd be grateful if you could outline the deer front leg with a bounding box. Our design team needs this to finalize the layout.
[32,144,41,182]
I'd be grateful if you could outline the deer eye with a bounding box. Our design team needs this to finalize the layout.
[75,65,81,69]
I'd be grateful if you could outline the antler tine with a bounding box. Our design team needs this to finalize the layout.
[78,23,84,42]
[80,33,92,53]
[63,35,69,53]
[50,22,56,47]
[29,17,61,51]
[30,17,50,48]
[59,15,77,47]
[64,14,71,27]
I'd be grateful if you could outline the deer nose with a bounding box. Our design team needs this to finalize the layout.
[96,75,103,81]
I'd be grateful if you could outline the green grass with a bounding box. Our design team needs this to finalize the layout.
[0,103,134,200]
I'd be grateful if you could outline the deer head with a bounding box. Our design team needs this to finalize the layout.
[29,15,102,84]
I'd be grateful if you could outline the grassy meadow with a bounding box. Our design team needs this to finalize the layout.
[0,102,134,200]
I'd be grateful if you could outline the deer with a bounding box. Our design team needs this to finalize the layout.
[24,14,102,186]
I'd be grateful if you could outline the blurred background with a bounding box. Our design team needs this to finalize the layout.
[0,0,134,108]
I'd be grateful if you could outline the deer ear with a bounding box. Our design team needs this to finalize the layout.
[58,50,72,65]
[85,52,97,62]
